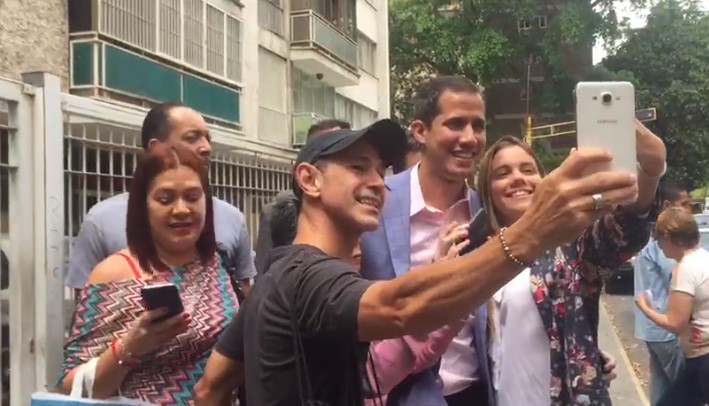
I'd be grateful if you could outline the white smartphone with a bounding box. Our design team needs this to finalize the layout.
[575,81,637,175]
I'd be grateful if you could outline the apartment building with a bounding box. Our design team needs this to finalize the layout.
[64,0,390,145]
[0,0,391,238]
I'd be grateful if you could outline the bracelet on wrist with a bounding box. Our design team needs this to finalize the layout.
[498,227,533,268]
[110,339,140,368]
[637,161,666,178]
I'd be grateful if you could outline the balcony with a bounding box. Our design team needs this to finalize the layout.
[290,11,359,87]
[70,39,241,125]
[292,112,328,146]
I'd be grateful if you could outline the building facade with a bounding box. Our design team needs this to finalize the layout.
[0,0,391,241]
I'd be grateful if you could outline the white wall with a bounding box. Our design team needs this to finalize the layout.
[375,0,390,118]
[337,72,379,112]
[356,0,378,43]
[240,0,259,140]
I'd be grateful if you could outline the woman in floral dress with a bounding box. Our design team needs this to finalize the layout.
[476,121,665,405]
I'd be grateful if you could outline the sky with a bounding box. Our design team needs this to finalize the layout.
[592,0,709,64]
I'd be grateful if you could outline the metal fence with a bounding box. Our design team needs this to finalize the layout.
[0,72,295,405]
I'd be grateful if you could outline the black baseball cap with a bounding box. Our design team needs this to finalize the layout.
[292,118,407,197]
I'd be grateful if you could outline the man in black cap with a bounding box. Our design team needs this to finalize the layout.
[195,118,640,405]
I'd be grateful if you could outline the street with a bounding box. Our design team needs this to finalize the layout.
[603,277,651,401]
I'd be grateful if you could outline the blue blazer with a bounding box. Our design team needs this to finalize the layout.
[360,168,494,406]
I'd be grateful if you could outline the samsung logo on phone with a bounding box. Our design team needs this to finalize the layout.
[597,119,618,124]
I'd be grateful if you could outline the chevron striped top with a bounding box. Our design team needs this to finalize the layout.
[59,254,238,405]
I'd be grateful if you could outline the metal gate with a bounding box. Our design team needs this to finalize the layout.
[0,73,62,405]
[0,72,296,405]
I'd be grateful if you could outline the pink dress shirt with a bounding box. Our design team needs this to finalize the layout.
[365,321,466,405]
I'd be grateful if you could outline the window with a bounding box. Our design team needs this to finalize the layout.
[535,15,547,28]
[357,33,376,75]
[159,0,181,59]
[225,15,243,82]
[517,18,532,32]
[292,68,335,118]
[206,6,226,76]
[258,0,285,37]
[99,0,243,83]
[335,95,378,129]
[258,48,288,144]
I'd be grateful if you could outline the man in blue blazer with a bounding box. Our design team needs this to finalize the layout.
[360,76,494,406]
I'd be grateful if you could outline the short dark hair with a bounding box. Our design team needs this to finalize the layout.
[391,131,421,174]
[126,144,216,273]
[659,179,687,203]
[306,119,351,141]
[412,76,482,126]
[270,193,299,247]
[140,102,187,149]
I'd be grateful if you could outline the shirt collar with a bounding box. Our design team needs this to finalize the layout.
[410,163,427,216]
[409,163,469,217]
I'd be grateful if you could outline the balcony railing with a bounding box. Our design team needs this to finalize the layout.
[291,11,358,72]
[258,0,285,37]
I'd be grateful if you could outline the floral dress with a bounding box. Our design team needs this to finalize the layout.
[529,208,652,405]
[59,255,238,406]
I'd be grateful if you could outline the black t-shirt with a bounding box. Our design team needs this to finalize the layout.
[216,244,374,406]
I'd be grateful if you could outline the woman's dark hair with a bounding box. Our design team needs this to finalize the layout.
[126,144,216,273]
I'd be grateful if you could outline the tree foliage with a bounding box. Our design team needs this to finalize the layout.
[533,142,567,172]
[593,0,709,189]
[389,0,649,123]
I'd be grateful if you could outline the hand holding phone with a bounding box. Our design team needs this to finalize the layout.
[459,208,493,257]
[434,222,470,262]
[117,283,190,358]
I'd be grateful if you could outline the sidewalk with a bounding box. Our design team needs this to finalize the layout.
[599,303,649,406]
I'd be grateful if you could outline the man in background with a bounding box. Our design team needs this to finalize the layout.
[65,102,255,294]
[634,179,691,405]
[392,131,422,174]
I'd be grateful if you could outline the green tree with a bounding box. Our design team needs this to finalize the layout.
[533,143,567,172]
[597,0,709,189]
[389,0,648,124]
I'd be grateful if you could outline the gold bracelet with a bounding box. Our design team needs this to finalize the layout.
[498,227,532,268]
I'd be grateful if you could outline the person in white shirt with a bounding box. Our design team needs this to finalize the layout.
[636,207,709,405]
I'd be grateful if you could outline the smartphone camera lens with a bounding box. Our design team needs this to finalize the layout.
[601,92,612,104]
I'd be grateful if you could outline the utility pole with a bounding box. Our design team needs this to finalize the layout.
[524,60,533,146]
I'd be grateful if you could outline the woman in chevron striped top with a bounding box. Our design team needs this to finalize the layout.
[57,144,239,406]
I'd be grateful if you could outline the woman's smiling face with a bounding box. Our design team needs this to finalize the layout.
[488,145,543,227]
